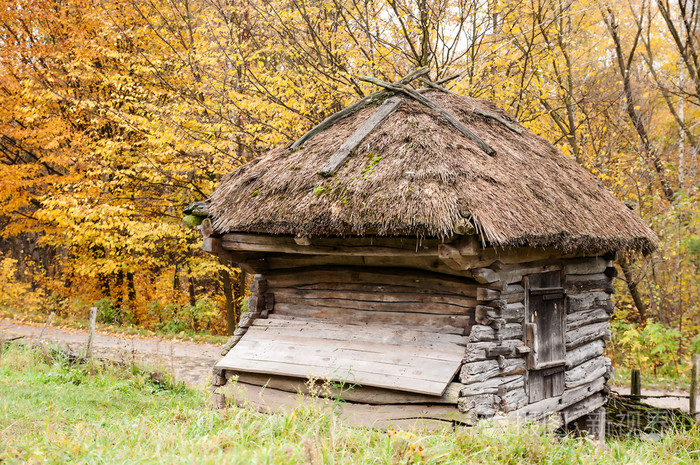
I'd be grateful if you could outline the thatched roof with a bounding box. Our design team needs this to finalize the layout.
[209,90,657,253]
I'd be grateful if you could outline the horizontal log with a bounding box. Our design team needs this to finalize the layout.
[223,380,477,427]
[565,274,614,294]
[250,276,267,294]
[229,372,463,405]
[463,340,524,362]
[560,376,606,408]
[565,272,610,283]
[501,284,525,296]
[469,324,495,341]
[477,288,501,301]
[272,288,476,314]
[486,346,515,357]
[474,247,585,269]
[265,266,481,296]
[263,254,475,278]
[202,237,226,255]
[509,394,562,420]
[502,303,525,322]
[566,307,610,331]
[459,358,526,384]
[252,318,468,351]
[502,387,529,412]
[472,268,500,284]
[271,305,470,335]
[224,241,438,257]
[438,243,494,270]
[493,263,563,284]
[565,356,610,389]
[566,291,613,313]
[566,322,610,350]
[283,281,478,298]
[564,257,609,275]
[499,323,523,339]
[475,306,496,325]
[560,391,606,425]
[484,299,507,310]
[566,340,605,369]
[223,233,443,256]
[458,394,500,416]
[503,292,525,304]
[459,374,523,396]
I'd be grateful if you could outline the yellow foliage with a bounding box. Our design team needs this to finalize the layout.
[0,257,45,312]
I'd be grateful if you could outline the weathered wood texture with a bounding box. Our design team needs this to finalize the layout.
[217,380,477,427]
[212,253,616,425]
[264,266,479,334]
[320,96,402,177]
[227,371,462,405]
[216,317,467,396]
[457,259,614,424]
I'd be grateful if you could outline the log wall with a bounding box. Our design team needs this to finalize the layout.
[210,233,615,427]
[264,266,478,335]
[457,256,614,423]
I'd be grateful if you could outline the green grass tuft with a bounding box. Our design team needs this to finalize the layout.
[1,343,699,464]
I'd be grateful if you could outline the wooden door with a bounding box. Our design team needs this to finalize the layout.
[524,271,566,403]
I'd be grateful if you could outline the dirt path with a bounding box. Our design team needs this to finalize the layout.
[1,318,693,411]
[0,318,220,388]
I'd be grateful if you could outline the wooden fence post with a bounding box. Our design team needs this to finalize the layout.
[85,307,97,360]
[631,369,641,400]
[691,354,699,421]
[39,312,55,339]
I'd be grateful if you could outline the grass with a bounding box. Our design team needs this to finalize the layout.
[1,343,699,464]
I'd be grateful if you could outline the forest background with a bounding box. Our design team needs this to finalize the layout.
[0,0,698,380]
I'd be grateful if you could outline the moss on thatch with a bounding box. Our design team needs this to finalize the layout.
[209,91,656,253]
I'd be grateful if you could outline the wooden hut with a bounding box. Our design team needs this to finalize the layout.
[202,71,656,431]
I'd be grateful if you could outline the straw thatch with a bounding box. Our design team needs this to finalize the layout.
[209,90,656,253]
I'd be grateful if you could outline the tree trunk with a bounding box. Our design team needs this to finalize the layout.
[618,255,647,322]
[115,270,124,308]
[235,269,247,324]
[220,268,236,335]
[603,8,675,202]
[188,273,196,307]
[127,271,135,304]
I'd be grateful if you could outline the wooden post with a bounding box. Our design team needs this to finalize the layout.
[39,311,55,339]
[85,307,97,360]
[631,369,641,400]
[690,354,699,421]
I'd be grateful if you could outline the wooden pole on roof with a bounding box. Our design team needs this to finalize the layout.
[289,67,429,150]
[358,76,497,157]
[320,96,403,177]
[417,77,523,135]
